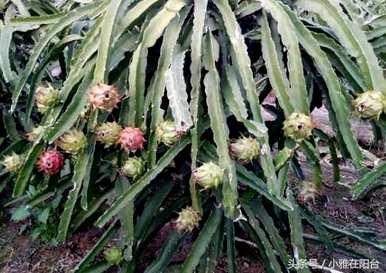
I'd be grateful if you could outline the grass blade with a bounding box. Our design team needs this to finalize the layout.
[74,220,118,273]
[260,13,293,116]
[203,33,238,218]
[282,3,364,168]
[57,139,96,243]
[0,25,16,82]
[243,205,283,273]
[10,1,108,113]
[147,6,189,166]
[189,0,208,213]
[181,208,223,273]
[165,48,193,132]
[225,219,237,273]
[13,143,44,197]
[296,0,386,92]
[94,0,125,83]
[287,190,311,273]
[351,162,386,200]
[144,231,184,273]
[261,0,310,114]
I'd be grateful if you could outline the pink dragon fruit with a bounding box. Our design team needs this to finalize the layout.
[37,150,65,175]
[117,127,146,153]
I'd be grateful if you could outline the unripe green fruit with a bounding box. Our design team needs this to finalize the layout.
[25,126,44,142]
[353,91,386,120]
[1,152,23,173]
[283,112,313,143]
[175,207,201,233]
[121,157,145,179]
[298,181,319,204]
[56,129,87,155]
[230,136,260,163]
[104,247,123,265]
[35,84,59,113]
[156,120,182,146]
[96,122,122,148]
[193,162,224,189]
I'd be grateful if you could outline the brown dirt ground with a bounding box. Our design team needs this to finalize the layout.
[294,158,386,273]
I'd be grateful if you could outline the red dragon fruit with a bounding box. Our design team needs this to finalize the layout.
[37,150,65,175]
[88,83,121,112]
[117,127,146,153]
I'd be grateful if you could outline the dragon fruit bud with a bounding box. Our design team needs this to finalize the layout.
[156,120,182,146]
[88,83,121,112]
[230,136,260,163]
[121,157,145,179]
[37,150,64,175]
[35,84,59,113]
[353,91,386,120]
[283,112,313,142]
[25,126,44,142]
[117,127,145,153]
[1,152,23,173]
[56,129,87,155]
[193,162,224,189]
[298,182,320,205]
[104,247,123,265]
[175,207,201,233]
[96,122,122,148]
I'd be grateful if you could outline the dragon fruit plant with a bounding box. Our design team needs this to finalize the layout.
[1,0,386,272]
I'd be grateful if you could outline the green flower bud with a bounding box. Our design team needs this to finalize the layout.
[230,136,260,163]
[175,207,201,233]
[298,181,319,204]
[104,247,123,265]
[121,157,145,179]
[96,122,122,148]
[25,126,44,142]
[1,152,23,173]
[193,162,224,189]
[35,84,59,113]
[56,129,87,155]
[283,112,313,142]
[156,120,182,146]
[353,91,386,120]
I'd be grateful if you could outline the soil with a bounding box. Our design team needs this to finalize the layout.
[1,159,385,273]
